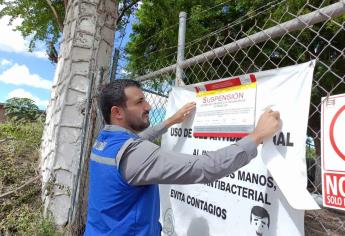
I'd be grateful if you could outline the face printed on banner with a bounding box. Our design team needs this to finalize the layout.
[249,206,270,236]
[123,86,151,132]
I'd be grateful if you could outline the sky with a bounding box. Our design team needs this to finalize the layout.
[0,13,56,110]
[0,5,135,110]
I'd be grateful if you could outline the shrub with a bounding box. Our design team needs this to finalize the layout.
[4,97,43,123]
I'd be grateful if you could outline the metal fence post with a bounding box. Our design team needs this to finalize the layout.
[110,48,120,81]
[176,12,187,86]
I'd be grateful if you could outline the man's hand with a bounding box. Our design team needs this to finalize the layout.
[164,102,196,128]
[249,109,281,145]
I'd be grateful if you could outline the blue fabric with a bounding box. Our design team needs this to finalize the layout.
[84,130,161,236]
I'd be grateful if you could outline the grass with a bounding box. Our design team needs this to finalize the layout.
[0,121,61,235]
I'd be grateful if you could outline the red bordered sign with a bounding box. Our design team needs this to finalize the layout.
[321,93,345,211]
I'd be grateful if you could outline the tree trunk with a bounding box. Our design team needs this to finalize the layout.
[40,0,117,227]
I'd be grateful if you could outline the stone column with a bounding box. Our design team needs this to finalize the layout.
[40,0,117,226]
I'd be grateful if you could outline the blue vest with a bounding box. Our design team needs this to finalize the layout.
[84,128,161,236]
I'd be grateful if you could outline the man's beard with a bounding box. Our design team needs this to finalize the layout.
[125,111,150,132]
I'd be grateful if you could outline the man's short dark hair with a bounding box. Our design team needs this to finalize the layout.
[99,79,141,124]
[250,206,270,228]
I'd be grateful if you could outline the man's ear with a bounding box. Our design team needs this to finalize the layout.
[110,106,124,121]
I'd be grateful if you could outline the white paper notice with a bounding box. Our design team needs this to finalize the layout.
[262,140,320,210]
[193,76,256,138]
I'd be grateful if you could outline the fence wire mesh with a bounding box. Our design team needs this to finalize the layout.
[115,0,345,235]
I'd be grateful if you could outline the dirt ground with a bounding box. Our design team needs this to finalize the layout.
[305,209,345,236]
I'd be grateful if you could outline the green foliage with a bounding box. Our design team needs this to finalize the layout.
[0,0,64,58]
[126,0,344,79]
[0,121,59,235]
[0,0,139,62]
[126,0,270,75]
[306,147,316,160]
[126,0,345,139]
[4,97,42,123]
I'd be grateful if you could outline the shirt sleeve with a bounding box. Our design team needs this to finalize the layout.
[138,122,168,141]
[118,136,258,185]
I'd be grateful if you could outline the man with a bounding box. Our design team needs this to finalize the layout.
[84,79,281,236]
[249,206,270,236]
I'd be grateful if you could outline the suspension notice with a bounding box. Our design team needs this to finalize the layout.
[193,74,257,138]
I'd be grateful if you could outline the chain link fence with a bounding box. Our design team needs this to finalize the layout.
[114,0,345,235]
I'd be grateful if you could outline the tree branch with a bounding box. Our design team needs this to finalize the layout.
[64,0,68,10]
[0,175,40,199]
[45,0,64,32]
[117,0,140,24]
[47,44,59,63]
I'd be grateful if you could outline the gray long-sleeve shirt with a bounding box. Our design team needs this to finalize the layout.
[104,123,258,186]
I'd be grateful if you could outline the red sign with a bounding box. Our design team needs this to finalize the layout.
[321,93,345,210]
[323,172,345,209]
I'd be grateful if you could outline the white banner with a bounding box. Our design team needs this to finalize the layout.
[160,61,315,236]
